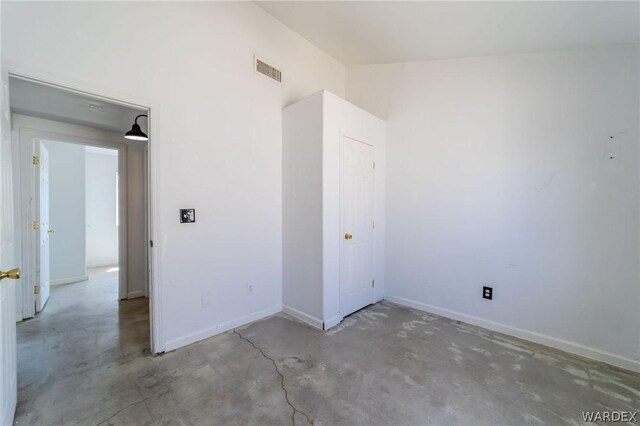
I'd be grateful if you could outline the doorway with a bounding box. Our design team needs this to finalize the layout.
[340,135,376,317]
[23,138,125,317]
[17,127,137,319]
[6,73,156,416]
[85,146,120,278]
[0,65,159,425]
[8,73,152,312]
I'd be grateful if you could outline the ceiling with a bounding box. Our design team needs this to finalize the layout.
[9,77,146,134]
[257,1,640,65]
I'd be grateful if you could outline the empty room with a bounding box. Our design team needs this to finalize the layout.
[0,1,638,425]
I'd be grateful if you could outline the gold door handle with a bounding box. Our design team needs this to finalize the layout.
[48,228,55,234]
[344,233,353,240]
[0,268,21,281]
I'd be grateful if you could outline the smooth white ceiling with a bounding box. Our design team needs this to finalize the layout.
[257,1,640,65]
[9,77,146,134]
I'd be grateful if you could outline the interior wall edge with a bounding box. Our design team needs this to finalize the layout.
[323,315,343,330]
[385,295,640,374]
[282,304,324,329]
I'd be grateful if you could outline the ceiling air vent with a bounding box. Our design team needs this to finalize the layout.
[255,56,282,84]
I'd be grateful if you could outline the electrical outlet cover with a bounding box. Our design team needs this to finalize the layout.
[482,286,493,300]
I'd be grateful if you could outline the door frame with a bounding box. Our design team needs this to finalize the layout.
[338,134,376,317]
[6,62,163,354]
[18,128,130,318]
[34,141,51,313]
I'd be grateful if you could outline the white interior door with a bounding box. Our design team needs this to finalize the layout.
[340,136,375,317]
[35,142,51,312]
[0,70,18,426]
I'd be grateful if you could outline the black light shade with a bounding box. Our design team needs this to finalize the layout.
[125,114,148,141]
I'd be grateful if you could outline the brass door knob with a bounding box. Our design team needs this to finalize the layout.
[48,228,55,234]
[344,233,353,240]
[0,268,21,281]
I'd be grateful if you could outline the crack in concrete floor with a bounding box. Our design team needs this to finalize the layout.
[233,329,314,426]
[16,270,640,425]
[95,391,152,426]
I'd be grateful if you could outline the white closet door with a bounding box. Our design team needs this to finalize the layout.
[340,136,375,317]
[0,64,17,426]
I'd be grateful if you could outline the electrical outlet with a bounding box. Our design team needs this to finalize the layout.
[246,283,254,296]
[482,286,493,300]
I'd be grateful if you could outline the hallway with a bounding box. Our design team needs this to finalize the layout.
[15,268,149,425]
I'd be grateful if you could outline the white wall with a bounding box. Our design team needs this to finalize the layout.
[41,139,86,284]
[346,45,640,371]
[85,149,118,268]
[282,94,324,324]
[2,2,345,350]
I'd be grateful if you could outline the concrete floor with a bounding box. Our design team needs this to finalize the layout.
[14,269,639,425]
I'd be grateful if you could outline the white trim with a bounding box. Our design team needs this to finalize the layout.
[18,134,35,319]
[6,64,149,111]
[164,305,282,352]
[0,400,15,426]
[51,275,88,286]
[146,105,161,354]
[6,61,162,354]
[323,315,343,330]
[282,305,323,329]
[385,295,640,374]
[87,263,119,269]
[127,290,145,299]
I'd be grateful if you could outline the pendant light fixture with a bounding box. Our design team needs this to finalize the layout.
[124,114,149,141]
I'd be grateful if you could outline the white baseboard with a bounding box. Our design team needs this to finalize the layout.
[127,290,145,299]
[385,295,640,374]
[51,275,88,286]
[87,263,118,269]
[164,305,282,352]
[323,315,343,330]
[282,305,323,329]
